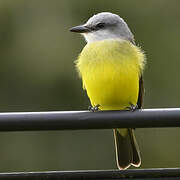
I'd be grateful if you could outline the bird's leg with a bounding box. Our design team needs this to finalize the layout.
[126,103,138,112]
[88,104,100,112]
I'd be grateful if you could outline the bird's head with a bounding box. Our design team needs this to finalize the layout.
[70,12,134,44]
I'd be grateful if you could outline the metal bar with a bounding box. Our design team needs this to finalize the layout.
[0,168,180,180]
[0,108,179,131]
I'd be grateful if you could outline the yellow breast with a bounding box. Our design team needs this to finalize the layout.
[76,39,145,110]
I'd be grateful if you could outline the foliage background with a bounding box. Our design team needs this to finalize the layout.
[0,0,179,171]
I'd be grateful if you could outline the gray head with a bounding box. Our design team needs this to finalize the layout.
[70,12,135,44]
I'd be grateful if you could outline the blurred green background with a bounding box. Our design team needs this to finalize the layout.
[0,0,179,172]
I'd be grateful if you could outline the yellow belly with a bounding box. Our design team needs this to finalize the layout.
[76,39,145,110]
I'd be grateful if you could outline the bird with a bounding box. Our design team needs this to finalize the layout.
[70,12,146,170]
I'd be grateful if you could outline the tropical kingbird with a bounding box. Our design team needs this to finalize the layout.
[70,12,145,170]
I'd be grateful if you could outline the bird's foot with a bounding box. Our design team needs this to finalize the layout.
[126,103,138,112]
[88,104,100,112]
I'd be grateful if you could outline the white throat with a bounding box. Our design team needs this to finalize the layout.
[82,30,123,43]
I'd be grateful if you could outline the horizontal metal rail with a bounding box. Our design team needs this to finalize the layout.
[0,109,179,179]
[0,108,179,131]
[0,168,180,180]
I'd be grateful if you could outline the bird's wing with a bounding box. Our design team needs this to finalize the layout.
[137,75,144,109]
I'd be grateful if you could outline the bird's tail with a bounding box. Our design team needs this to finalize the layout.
[113,128,141,170]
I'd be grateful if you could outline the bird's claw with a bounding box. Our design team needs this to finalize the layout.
[88,104,100,112]
[126,103,138,112]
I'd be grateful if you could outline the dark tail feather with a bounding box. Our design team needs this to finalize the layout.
[113,128,141,170]
[129,129,141,166]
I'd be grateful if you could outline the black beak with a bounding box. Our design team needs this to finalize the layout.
[69,25,91,33]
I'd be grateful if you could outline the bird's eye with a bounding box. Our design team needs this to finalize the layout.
[96,23,105,29]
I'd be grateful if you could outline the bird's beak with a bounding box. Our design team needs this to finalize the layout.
[69,25,91,33]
